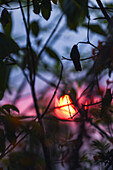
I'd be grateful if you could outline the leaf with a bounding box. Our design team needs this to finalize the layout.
[32,0,40,14]
[73,0,89,17]
[2,104,19,113]
[70,87,77,99]
[4,115,18,144]
[0,0,9,5]
[52,0,57,4]
[41,0,52,20]
[0,32,19,58]
[1,8,10,27]
[30,21,39,37]
[70,45,82,71]
[105,3,113,8]
[83,24,107,36]
[6,129,16,145]
[92,140,110,151]
[2,11,13,36]
[59,0,88,30]
[45,47,59,61]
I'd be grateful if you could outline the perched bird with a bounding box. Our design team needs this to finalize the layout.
[70,45,82,71]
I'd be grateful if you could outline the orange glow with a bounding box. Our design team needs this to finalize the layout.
[55,95,76,119]
[84,101,88,110]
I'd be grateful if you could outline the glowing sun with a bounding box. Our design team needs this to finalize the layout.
[54,94,76,120]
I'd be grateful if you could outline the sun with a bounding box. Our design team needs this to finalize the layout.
[54,94,76,120]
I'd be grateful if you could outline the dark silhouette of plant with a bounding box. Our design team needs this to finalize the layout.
[0,0,113,170]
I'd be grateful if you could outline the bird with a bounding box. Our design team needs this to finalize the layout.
[70,45,82,71]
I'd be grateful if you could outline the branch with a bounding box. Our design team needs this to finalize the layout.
[77,41,98,49]
[96,0,111,22]
[0,129,26,160]
[18,0,28,34]
[36,14,63,63]
[8,56,30,83]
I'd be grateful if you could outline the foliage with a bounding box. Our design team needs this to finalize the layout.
[0,0,113,170]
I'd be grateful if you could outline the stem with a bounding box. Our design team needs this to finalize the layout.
[31,85,52,170]
[18,0,35,83]
[18,1,52,169]
[31,84,40,118]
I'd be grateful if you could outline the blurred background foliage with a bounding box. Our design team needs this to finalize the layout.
[0,0,113,169]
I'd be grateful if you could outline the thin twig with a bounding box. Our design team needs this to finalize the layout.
[87,118,112,142]
[0,3,32,10]
[18,0,35,84]
[88,5,113,11]
[77,41,98,49]
[39,60,63,120]
[37,73,57,88]
[18,0,28,34]
[0,133,28,160]
[87,16,90,42]
[83,100,102,107]
[62,56,94,61]
[36,14,63,63]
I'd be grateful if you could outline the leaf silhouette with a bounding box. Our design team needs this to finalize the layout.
[1,8,10,27]
[70,45,82,71]
[32,0,40,14]
[0,32,19,58]
[41,0,52,20]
